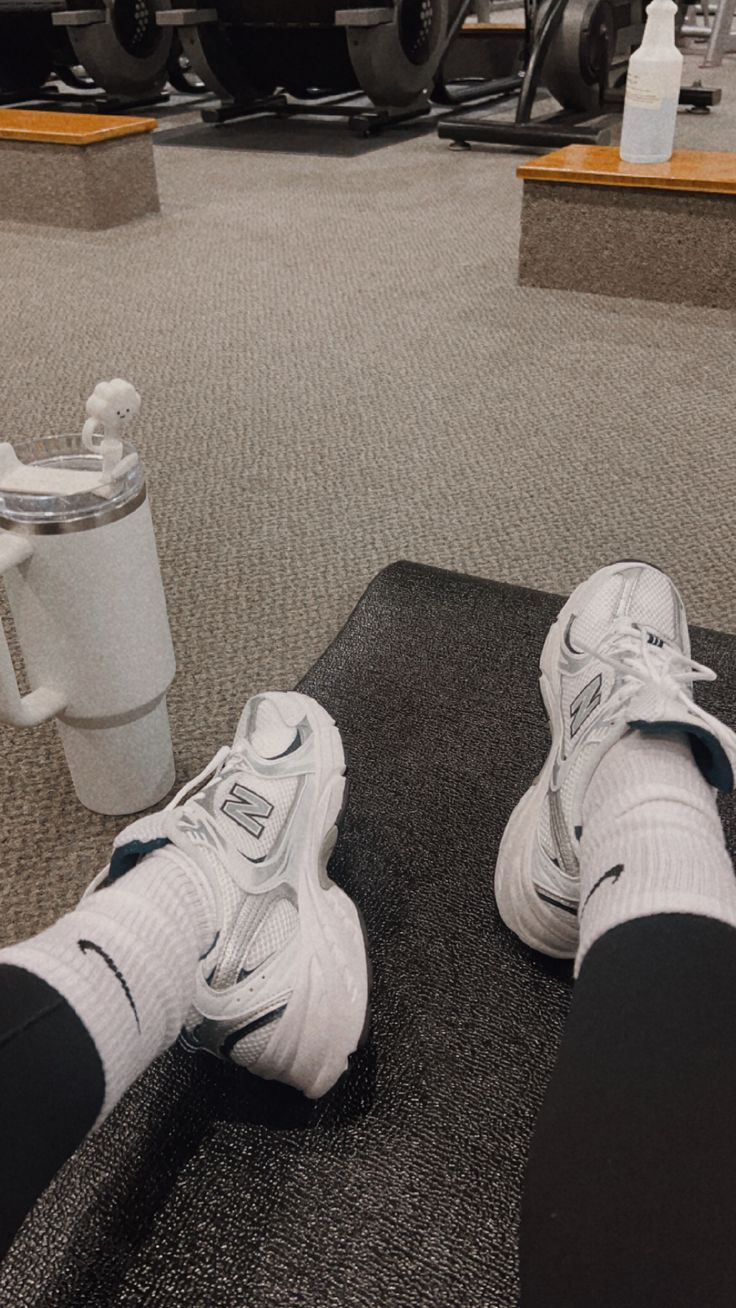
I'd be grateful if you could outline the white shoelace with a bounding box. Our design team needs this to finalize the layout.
[578,619,716,719]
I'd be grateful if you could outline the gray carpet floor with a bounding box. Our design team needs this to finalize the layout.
[0,49,735,942]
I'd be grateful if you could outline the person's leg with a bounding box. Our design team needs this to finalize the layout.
[0,845,214,1256]
[0,692,368,1257]
[494,561,736,1306]
[0,965,104,1257]
[520,731,736,1307]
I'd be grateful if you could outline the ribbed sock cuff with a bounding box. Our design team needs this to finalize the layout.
[576,731,736,975]
[0,848,214,1120]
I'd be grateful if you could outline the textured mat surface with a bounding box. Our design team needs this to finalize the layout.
[3,563,736,1306]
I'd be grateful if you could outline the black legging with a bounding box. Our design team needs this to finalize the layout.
[521,914,736,1307]
[3,916,736,1305]
[0,964,103,1255]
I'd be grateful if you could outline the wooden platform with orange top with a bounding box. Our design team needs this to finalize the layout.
[0,109,157,147]
[0,108,159,230]
[518,144,736,196]
[517,143,736,309]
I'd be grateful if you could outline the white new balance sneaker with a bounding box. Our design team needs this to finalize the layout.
[89,692,369,1099]
[495,561,736,958]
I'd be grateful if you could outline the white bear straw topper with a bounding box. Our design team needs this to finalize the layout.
[82,378,142,480]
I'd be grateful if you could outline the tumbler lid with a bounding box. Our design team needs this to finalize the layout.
[0,433,146,535]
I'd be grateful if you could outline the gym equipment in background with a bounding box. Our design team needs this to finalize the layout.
[0,0,206,107]
[158,0,480,133]
[51,0,175,102]
[166,30,204,90]
[432,9,526,106]
[0,0,66,97]
[681,0,736,66]
[438,0,719,150]
[9,0,501,118]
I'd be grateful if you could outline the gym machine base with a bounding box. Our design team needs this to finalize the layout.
[439,84,721,151]
[440,110,613,146]
[437,0,721,152]
[199,90,431,136]
[439,86,721,151]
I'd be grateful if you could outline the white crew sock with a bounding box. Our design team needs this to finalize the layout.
[576,729,736,975]
[0,847,215,1121]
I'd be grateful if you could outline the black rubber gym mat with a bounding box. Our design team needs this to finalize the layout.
[3,562,735,1307]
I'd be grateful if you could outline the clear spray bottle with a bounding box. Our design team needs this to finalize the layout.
[619,0,684,165]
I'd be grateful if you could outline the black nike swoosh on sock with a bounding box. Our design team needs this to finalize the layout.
[581,864,625,913]
[78,939,140,1032]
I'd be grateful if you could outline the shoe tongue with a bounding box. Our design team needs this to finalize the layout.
[571,566,680,650]
[624,567,679,642]
[571,574,627,650]
[250,698,298,759]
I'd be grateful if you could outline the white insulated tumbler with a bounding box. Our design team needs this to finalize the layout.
[0,431,176,815]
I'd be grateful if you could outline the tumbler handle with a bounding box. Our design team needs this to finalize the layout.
[0,534,67,727]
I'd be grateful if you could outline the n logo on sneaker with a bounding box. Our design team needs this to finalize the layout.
[570,674,603,738]
[222,784,273,838]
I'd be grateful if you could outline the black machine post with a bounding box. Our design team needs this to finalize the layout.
[432,0,528,108]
